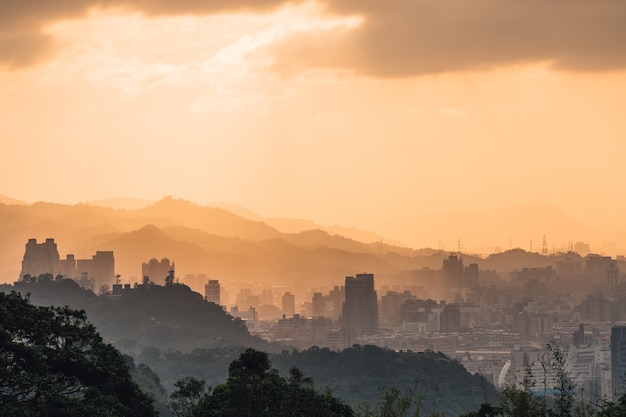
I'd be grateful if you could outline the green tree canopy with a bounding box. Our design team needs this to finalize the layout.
[169,348,354,417]
[0,291,157,417]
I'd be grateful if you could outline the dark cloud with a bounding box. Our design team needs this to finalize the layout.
[2,0,626,75]
[0,28,55,69]
[0,0,289,26]
[273,0,626,76]
[0,0,292,69]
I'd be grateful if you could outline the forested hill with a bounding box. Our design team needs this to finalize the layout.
[2,278,499,416]
[135,344,499,417]
[271,345,499,417]
[2,277,271,353]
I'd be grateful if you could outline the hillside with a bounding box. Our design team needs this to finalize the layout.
[0,196,603,297]
[135,344,498,417]
[271,345,499,417]
[0,197,413,286]
[4,278,270,354]
[0,194,27,205]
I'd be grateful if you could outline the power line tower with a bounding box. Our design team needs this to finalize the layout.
[541,235,548,256]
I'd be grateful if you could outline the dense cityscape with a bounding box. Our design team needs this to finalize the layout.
[17,235,626,406]
[3,1,626,415]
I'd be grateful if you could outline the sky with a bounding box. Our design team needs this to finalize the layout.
[1,0,626,250]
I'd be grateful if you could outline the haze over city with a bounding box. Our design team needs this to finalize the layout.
[1,0,626,253]
[3,2,626,416]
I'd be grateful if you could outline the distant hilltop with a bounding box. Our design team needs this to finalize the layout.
[1,194,623,256]
[0,196,403,283]
[85,198,153,210]
[1,196,624,289]
[0,194,27,205]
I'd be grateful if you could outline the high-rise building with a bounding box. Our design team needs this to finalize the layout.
[380,291,416,321]
[59,254,77,278]
[442,254,464,288]
[141,257,174,285]
[205,280,221,305]
[311,292,325,317]
[440,303,461,333]
[442,255,481,289]
[611,326,626,398]
[464,263,479,288]
[76,251,115,289]
[91,251,115,288]
[260,289,275,306]
[341,273,378,338]
[19,238,114,289]
[236,289,260,309]
[282,292,296,317]
[20,238,61,279]
[326,286,345,320]
[587,255,621,287]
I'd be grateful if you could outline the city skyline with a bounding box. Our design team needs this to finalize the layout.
[2,1,625,251]
[4,3,626,411]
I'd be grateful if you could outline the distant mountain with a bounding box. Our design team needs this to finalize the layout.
[0,198,273,281]
[131,197,281,241]
[0,197,414,288]
[0,194,27,205]
[480,248,554,271]
[86,198,153,210]
[2,196,623,293]
[265,217,388,244]
[202,203,395,245]
[206,202,264,221]
[95,225,400,292]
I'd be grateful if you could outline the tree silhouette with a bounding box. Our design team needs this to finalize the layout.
[169,348,354,417]
[0,291,157,417]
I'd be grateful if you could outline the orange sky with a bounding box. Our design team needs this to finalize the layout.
[1,1,625,251]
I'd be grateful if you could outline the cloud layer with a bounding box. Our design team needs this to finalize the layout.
[275,0,626,76]
[2,0,626,74]
[0,0,290,68]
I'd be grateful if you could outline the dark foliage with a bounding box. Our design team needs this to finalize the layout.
[168,348,354,417]
[270,345,498,417]
[134,344,498,416]
[5,277,498,417]
[8,277,268,353]
[0,291,157,417]
[126,355,171,416]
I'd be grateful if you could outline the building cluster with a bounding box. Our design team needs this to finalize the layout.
[141,257,174,286]
[222,253,626,401]
[20,238,114,291]
[17,238,626,401]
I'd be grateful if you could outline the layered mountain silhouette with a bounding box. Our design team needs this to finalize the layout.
[0,197,406,291]
[86,198,153,210]
[0,194,27,205]
[0,195,620,294]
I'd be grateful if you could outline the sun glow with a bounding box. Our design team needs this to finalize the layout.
[1,1,626,252]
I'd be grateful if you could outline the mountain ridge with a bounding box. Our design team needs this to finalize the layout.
[1,195,622,291]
